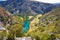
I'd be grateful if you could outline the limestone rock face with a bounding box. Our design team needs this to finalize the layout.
[28,14,42,32]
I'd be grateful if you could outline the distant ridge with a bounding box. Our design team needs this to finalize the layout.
[0,0,58,14]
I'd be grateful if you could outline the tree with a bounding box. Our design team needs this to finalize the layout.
[47,34,56,40]
[0,30,7,40]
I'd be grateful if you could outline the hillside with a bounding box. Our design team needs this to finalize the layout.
[27,7,60,40]
[39,7,60,26]
[0,0,56,14]
[0,7,23,30]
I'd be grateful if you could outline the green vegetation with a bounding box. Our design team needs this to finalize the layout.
[27,7,60,40]
[0,30,7,40]
[0,7,60,40]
